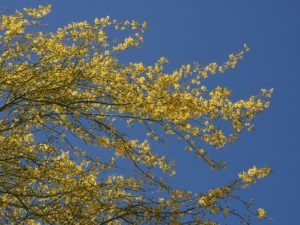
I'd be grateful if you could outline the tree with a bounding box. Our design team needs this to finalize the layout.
[0,5,273,225]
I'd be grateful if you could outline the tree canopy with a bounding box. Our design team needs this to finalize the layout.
[0,5,273,224]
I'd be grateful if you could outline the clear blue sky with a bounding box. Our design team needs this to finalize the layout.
[2,1,300,224]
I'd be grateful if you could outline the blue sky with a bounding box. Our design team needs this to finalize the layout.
[2,1,300,224]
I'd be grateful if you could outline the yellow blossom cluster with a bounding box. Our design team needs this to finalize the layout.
[257,208,267,219]
[198,186,231,213]
[238,166,271,188]
[24,5,52,18]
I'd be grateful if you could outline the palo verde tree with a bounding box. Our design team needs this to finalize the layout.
[0,5,273,225]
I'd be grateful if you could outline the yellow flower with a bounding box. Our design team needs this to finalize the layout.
[223,208,230,215]
[158,198,164,203]
[257,208,267,219]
